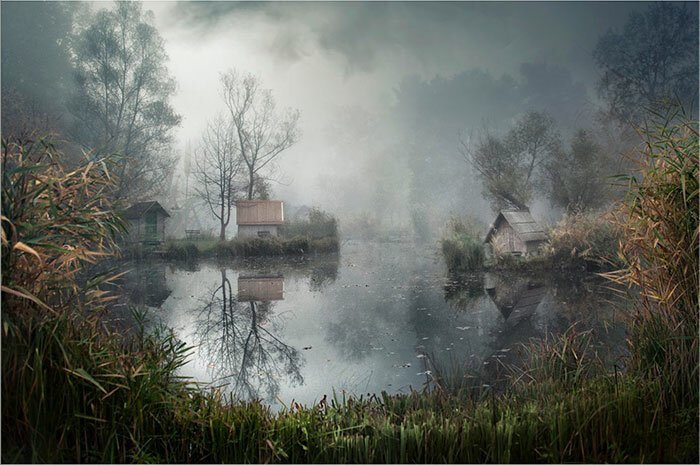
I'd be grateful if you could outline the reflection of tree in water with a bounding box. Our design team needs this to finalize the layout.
[193,269,302,402]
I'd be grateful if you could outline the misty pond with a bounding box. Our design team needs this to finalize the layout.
[110,240,628,409]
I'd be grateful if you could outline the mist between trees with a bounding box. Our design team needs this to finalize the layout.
[1,1,697,241]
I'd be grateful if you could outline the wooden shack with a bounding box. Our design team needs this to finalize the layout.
[237,275,284,302]
[123,201,170,245]
[484,209,546,256]
[236,200,284,238]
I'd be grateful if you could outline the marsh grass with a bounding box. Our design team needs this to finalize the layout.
[604,108,698,415]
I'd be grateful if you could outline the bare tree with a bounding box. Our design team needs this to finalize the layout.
[220,69,300,200]
[193,116,243,241]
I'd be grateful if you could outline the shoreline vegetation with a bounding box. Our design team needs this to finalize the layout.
[2,113,698,463]
[441,212,623,275]
[124,207,341,261]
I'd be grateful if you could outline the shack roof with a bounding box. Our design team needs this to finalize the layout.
[123,201,170,220]
[484,209,546,244]
[236,200,284,225]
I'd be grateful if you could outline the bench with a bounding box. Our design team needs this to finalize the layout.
[185,229,201,240]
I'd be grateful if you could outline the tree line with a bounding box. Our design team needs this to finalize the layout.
[461,2,697,215]
[1,1,300,241]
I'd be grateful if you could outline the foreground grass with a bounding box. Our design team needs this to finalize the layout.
[2,309,697,463]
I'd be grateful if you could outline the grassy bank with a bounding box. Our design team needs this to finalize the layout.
[2,113,698,463]
[164,235,339,261]
[440,217,486,273]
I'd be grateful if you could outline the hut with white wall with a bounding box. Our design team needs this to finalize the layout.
[236,200,284,238]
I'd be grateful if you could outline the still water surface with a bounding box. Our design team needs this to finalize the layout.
[114,240,628,408]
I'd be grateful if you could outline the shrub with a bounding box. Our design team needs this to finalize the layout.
[281,207,338,240]
[164,242,199,261]
[440,217,485,272]
[544,211,622,271]
[312,237,340,253]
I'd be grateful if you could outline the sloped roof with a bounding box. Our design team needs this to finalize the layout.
[123,201,170,220]
[485,209,546,243]
[236,200,284,225]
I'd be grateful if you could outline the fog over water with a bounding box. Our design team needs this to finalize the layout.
[144,1,650,226]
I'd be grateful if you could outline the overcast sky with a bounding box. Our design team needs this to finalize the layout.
[140,1,654,209]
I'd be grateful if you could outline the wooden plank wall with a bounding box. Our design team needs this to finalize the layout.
[236,200,284,225]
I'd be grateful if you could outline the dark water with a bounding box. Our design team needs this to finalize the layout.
[111,240,629,408]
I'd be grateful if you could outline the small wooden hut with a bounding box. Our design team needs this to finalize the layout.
[484,209,546,256]
[236,200,284,238]
[123,201,170,245]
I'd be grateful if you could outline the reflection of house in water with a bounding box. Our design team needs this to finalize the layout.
[485,273,546,325]
[238,275,285,302]
[483,273,547,382]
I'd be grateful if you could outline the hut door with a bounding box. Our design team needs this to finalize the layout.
[145,212,157,242]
